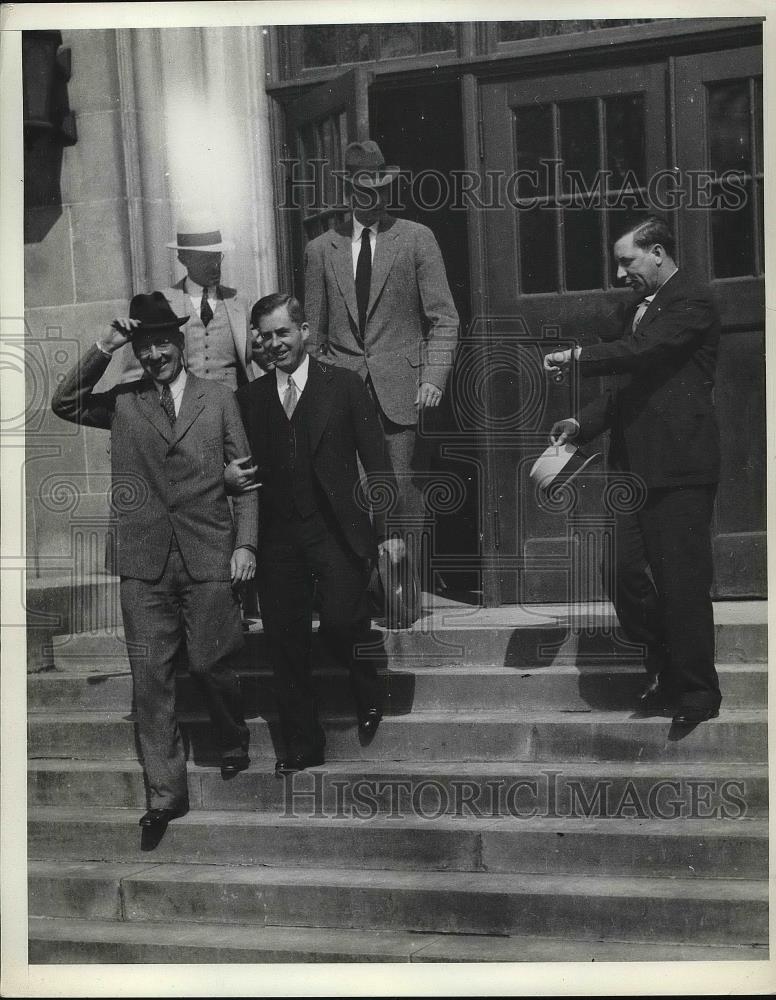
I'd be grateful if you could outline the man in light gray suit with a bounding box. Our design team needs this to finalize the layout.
[52,293,258,836]
[304,141,459,604]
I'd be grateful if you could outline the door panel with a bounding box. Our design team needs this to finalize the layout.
[674,46,765,597]
[280,68,370,292]
[479,64,668,604]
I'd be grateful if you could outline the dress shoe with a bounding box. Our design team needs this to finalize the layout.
[274,749,325,776]
[221,752,250,779]
[672,705,720,725]
[139,803,189,828]
[358,708,382,739]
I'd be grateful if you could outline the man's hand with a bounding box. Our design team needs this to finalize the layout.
[549,418,580,446]
[378,537,407,565]
[230,546,256,585]
[224,456,260,494]
[543,348,575,377]
[416,382,443,409]
[99,318,140,354]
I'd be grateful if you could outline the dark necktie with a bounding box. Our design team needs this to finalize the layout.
[200,286,213,327]
[160,383,176,427]
[355,228,372,338]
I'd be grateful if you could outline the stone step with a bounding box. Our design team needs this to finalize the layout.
[28,759,768,814]
[49,619,768,674]
[28,860,768,943]
[26,662,768,714]
[27,916,769,964]
[27,708,768,764]
[27,807,768,879]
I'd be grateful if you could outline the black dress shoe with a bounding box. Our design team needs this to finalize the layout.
[672,705,720,725]
[358,708,382,739]
[274,749,325,776]
[139,803,189,828]
[221,752,250,779]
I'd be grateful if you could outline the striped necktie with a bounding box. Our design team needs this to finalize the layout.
[160,383,176,426]
[283,375,298,419]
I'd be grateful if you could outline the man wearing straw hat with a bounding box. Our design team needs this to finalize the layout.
[52,293,258,836]
[113,215,256,388]
[303,140,459,612]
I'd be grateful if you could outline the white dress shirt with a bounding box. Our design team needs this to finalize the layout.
[186,278,218,315]
[275,352,310,407]
[154,367,187,416]
[351,218,378,277]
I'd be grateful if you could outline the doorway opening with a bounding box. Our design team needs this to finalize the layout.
[370,79,480,601]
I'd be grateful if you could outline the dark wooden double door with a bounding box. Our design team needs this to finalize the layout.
[277,45,765,604]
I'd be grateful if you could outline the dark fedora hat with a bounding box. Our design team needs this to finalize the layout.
[368,547,421,630]
[344,140,401,189]
[128,292,188,333]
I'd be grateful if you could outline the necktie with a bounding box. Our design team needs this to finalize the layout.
[283,374,298,419]
[160,383,176,426]
[355,228,372,339]
[200,286,213,327]
[632,299,649,332]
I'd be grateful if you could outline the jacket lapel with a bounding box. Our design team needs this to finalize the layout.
[366,215,400,322]
[635,271,686,333]
[304,359,336,456]
[173,375,206,443]
[135,381,174,443]
[329,225,359,327]
[221,290,249,372]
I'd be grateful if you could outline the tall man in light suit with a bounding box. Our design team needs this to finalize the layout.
[52,293,258,833]
[304,141,459,601]
[545,216,722,726]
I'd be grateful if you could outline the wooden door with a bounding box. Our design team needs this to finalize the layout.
[674,46,765,597]
[478,64,668,604]
[280,68,370,294]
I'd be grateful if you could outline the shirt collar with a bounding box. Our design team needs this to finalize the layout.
[275,352,310,393]
[185,277,217,297]
[153,366,187,397]
[352,217,378,243]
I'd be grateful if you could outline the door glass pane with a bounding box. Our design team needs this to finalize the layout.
[605,94,646,188]
[520,207,557,293]
[711,179,754,278]
[302,26,337,68]
[340,24,373,63]
[708,80,751,173]
[755,79,763,174]
[514,105,554,198]
[379,23,419,59]
[559,100,599,194]
[564,209,602,290]
[420,23,456,53]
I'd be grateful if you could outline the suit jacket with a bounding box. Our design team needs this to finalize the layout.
[236,358,395,560]
[52,345,258,581]
[304,215,459,425]
[577,271,720,488]
[108,282,255,385]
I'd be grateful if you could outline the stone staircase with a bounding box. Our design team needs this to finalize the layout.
[27,601,769,963]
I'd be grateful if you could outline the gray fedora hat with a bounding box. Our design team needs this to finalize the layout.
[530,442,601,498]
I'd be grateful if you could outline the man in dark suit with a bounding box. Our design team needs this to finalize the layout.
[304,141,458,604]
[52,293,259,832]
[544,216,721,725]
[229,292,402,774]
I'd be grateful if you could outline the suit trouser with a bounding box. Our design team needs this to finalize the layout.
[366,378,429,582]
[121,546,247,809]
[608,484,721,711]
[257,508,379,758]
